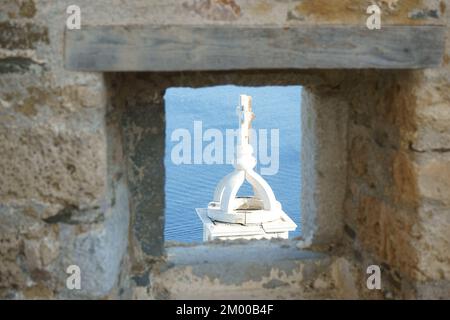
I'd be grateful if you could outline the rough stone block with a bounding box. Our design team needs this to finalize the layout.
[57,192,129,298]
[416,204,450,280]
[416,154,450,206]
[0,126,107,208]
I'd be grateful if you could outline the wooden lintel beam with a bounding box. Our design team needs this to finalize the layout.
[64,25,445,71]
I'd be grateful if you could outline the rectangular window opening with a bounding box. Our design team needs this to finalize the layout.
[164,85,302,244]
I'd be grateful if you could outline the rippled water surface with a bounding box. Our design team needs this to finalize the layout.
[164,85,302,242]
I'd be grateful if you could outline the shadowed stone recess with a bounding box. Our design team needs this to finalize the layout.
[122,94,166,257]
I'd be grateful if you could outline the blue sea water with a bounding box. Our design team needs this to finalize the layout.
[164,85,302,242]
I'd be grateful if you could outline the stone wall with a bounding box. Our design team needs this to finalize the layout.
[0,0,449,299]
[0,0,129,299]
[342,7,450,298]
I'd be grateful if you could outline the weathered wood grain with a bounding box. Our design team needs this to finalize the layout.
[65,25,445,71]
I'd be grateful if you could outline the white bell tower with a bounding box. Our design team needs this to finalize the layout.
[196,94,297,241]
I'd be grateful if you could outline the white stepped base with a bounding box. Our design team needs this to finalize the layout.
[196,208,297,242]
